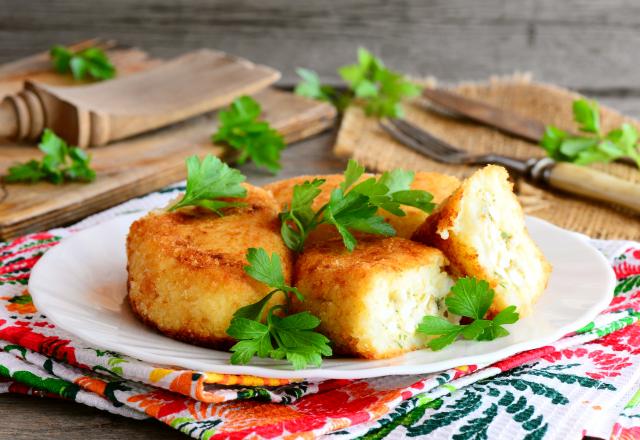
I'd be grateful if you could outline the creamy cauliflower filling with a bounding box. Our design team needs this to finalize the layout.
[449,171,544,315]
[362,265,454,352]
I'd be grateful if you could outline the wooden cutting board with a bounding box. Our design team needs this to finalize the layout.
[0,41,336,240]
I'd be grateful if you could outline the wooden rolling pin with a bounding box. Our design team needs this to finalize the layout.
[0,49,280,147]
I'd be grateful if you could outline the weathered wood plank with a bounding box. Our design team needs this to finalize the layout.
[2,0,640,91]
[0,43,336,240]
[0,88,336,239]
[0,395,185,440]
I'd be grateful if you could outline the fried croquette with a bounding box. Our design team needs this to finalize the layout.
[264,171,460,241]
[126,184,293,349]
[412,165,551,317]
[293,237,455,359]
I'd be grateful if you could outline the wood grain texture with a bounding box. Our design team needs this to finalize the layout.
[0,87,336,239]
[2,0,640,97]
[0,44,336,240]
[0,395,186,439]
[5,49,280,146]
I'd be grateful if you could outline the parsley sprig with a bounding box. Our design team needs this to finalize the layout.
[226,248,332,369]
[295,68,351,112]
[4,129,96,184]
[50,45,116,81]
[417,277,520,351]
[279,159,435,252]
[295,48,422,118]
[542,98,640,169]
[168,154,247,215]
[213,96,286,174]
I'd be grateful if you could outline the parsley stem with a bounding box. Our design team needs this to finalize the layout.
[311,204,327,225]
[258,289,281,321]
[267,305,288,350]
[290,215,306,237]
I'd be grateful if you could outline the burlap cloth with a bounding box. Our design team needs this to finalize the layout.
[334,74,640,240]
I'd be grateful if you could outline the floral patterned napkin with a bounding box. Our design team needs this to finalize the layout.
[1,184,639,439]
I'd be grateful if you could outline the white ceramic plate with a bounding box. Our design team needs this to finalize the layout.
[29,213,615,380]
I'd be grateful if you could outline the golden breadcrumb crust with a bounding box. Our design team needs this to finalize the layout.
[293,236,449,359]
[126,184,292,349]
[412,165,552,317]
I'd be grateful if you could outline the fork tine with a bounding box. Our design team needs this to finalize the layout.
[389,118,466,156]
[386,119,455,159]
[379,120,451,163]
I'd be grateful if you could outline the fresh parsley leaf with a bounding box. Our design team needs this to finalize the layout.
[294,67,351,111]
[541,98,640,168]
[290,179,325,221]
[244,247,286,289]
[477,305,520,341]
[427,331,463,351]
[445,277,494,320]
[390,190,435,213]
[50,45,116,81]
[168,154,247,214]
[460,319,493,340]
[294,47,421,118]
[338,48,422,118]
[377,169,415,193]
[66,148,97,181]
[279,160,434,252]
[4,161,46,183]
[243,248,303,300]
[352,169,435,216]
[226,248,332,369]
[476,322,510,341]
[601,123,640,167]
[572,99,600,134]
[270,314,332,370]
[559,137,599,157]
[4,129,96,184]
[278,178,325,252]
[417,316,462,336]
[227,319,271,364]
[294,68,337,102]
[323,188,395,251]
[416,277,519,351]
[227,317,270,340]
[340,159,366,192]
[232,291,279,322]
[417,317,464,351]
[540,126,567,161]
[212,96,286,173]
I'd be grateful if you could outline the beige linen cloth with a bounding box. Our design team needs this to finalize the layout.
[334,74,640,240]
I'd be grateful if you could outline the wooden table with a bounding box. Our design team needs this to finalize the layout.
[2,0,640,118]
[2,1,639,437]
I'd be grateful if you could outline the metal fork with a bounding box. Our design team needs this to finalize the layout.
[379,118,640,214]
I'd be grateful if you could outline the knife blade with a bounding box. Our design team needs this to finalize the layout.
[422,88,547,143]
[422,87,637,167]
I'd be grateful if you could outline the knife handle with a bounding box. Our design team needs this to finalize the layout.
[530,158,640,214]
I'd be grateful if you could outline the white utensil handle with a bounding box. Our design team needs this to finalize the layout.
[544,161,640,214]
